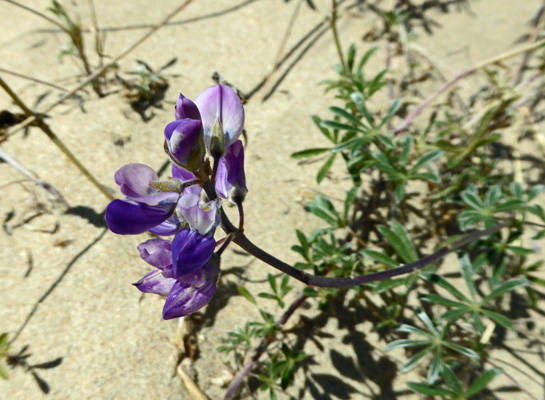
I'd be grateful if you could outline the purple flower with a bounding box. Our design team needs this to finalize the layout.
[172,164,196,181]
[164,118,205,172]
[177,186,219,234]
[105,164,180,235]
[175,93,201,120]
[194,84,244,153]
[134,234,219,319]
[134,239,175,296]
[215,139,248,203]
[171,228,216,278]
[162,278,216,320]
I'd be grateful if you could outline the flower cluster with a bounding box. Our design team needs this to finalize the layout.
[105,85,247,319]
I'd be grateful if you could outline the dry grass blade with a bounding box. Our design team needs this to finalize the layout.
[6,0,196,139]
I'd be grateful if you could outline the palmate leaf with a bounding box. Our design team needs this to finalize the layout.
[385,339,430,351]
[479,309,514,330]
[321,120,364,134]
[459,254,477,301]
[442,342,479,359]
[420,294,467,308]
[420,272,471,303]
[428,348,442,383]
[237,285,257,305]
[481,279,530,303]
[466,368,502,397]
[305,195,340,226]
[361,249,400,268]
[343,187,358,222]
[378,98,401,128]
[409,149,444,173]
[396,324,434,338]
[372,277,406,294]
[291,148,331,159]
[407,382,455,397]
[350,92,375,127]
[311,115,334,142]
[461,189,485,211]
[378,222,418,264]
[317,154,337,183]
[400,347,432,373]
[329,106,367,127]
[442,365,463,395]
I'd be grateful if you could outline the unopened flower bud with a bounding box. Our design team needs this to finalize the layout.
[209,118,225,160]
[175,93,201,120]
[215,140,248,203]
[164,119,205,172]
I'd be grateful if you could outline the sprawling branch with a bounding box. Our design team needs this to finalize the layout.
[217,202,505,288]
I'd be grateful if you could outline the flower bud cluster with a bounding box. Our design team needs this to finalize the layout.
[105,85,247,319]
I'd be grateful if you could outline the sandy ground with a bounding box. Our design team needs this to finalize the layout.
[0,0,544,399]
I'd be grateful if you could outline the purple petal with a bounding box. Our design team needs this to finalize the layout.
[165,119,204,169]
[105,198,176,235]
[176,256,221,286]
[114,163,158,198]
[215,140,247,199]
[177,190,218,234]
[171,228,216,278]
[194,84,245,150]
[162,279,216,319]
[175,93,201,120]
[134,270,176,297]
[148,215,182,236]
[137,239,172,271]
[130,191,180,206]
[172,165,196,182]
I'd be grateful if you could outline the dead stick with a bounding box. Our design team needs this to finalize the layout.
[394,38,545,134]
[0,76,114,200]
[6,0,196,138]
[223,293,307,400]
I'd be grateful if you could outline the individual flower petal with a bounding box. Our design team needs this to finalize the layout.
[134,270,176,297]
[165,119,205,171]
[162,279,216,319]
[148,215,183,236]
[114,163,158,198]
[137,239,172,272]
[175,93,201,120]
[177,189,219,235]
[172,165,196,182]
[194,84,245,150]
[171,228,215,278]
[176,254,221,286]
[215,140,248,200]
[105,195,177,235]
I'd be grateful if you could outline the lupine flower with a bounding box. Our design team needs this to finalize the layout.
[105,164,180,235]
[164,118,205,172]
[215,139,248,203]
[134,234,219,319]
[106,86,249,320]
[171,228,216,278]
[194,84,245,154]
[177,186,219,235]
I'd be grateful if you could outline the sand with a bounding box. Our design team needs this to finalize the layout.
[0,0,543,399]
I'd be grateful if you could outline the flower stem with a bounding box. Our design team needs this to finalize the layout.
[237,202,244,232]
[216,233,234,257]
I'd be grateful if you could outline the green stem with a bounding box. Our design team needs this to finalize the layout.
[330,0,348,76]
